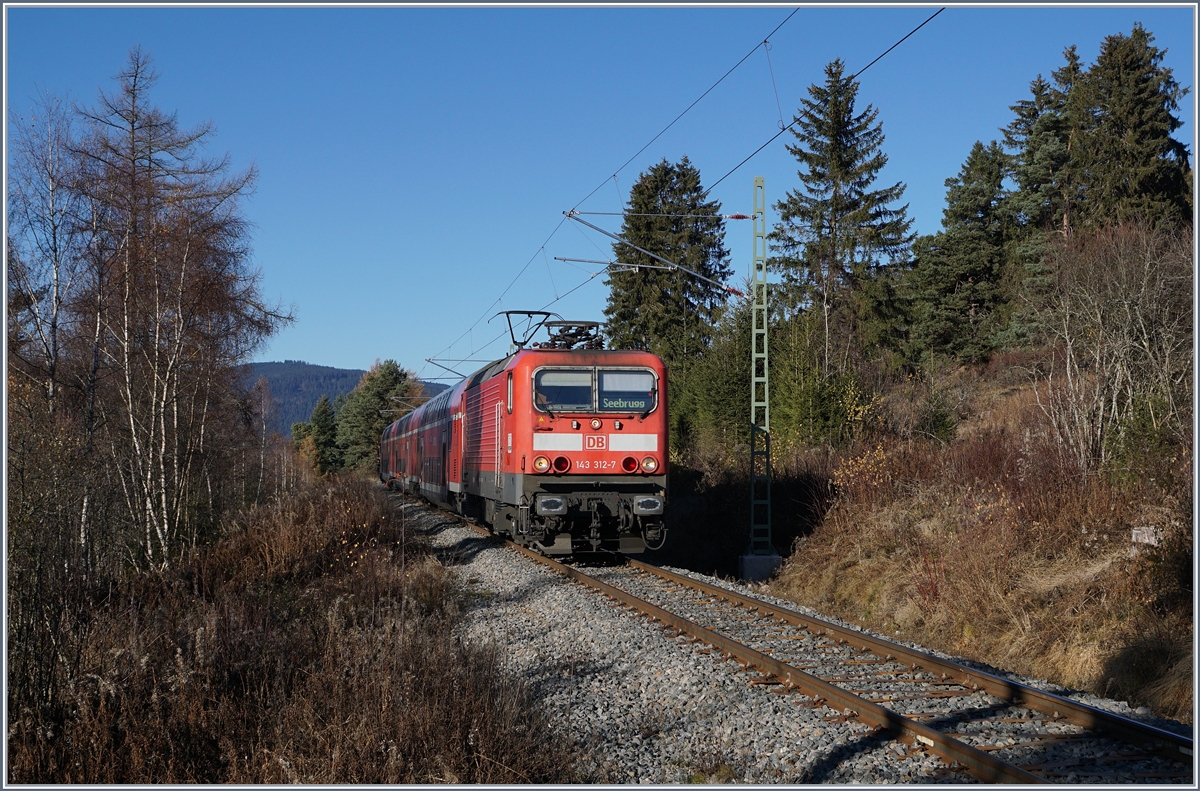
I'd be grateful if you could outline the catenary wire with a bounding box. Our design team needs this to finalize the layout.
[569,7,802,213]
[422,213,569,375]
[427,267,613,378]
[564,7,943,282]
[702,7,945,198]
[425,9,800,375]
[424,6,939,377]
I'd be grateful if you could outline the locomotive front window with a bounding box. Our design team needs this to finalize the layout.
[534,370,592,411]
[598,370,656,412]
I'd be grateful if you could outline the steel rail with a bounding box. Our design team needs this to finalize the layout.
[497,539,1044,784]
[626,558,1194,766]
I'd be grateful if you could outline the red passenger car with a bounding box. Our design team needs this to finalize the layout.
[380,319,668,554]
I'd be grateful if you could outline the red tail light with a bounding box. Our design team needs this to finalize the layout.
[621,456,638,473]
[553,456,571,473]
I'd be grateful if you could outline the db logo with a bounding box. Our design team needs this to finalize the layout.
[585,435,607,450]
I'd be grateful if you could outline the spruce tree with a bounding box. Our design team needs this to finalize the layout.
[1004,75,1071,232]
[908,141,1011,363]
[1004,29,1190,234]
[997,26,1190,346]
[997,52,1086,343]
[770,58,915,376]
[604,156,731,366]
[309,395,339,475]
[1073,24,1191,225]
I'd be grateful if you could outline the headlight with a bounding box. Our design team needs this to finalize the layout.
[532,455,551,473]
[640,456,658,473]
[590,418,602,430]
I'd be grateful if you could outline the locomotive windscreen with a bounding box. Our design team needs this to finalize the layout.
[534,370,592,411]
[598,370,656,411]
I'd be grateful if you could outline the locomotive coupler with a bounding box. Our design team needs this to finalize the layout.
[587,503,603,551]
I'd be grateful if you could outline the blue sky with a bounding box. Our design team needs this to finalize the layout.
[6,5,1195,381]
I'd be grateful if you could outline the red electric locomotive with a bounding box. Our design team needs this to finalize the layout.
[380,316,668,554]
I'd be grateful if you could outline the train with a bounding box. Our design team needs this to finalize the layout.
[380,316,668,554]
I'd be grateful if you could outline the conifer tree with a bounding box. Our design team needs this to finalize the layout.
[908,141,1011,363]
[309,395,339,475]
[998,52,1086,343]
[770,58,915,376]
[1073,24,1191,225]
[1003,28,1190,234]
[1004,75,1070,232]
[336,360,416,470]
[604,156,731,365]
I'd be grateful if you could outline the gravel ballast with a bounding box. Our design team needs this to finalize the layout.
[397,499,1190,784]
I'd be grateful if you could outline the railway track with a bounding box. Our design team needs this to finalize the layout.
[393,486,1192,784]
[445,514,1192,784]
[582,559,1193,784]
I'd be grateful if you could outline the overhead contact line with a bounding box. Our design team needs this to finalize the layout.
[703,7,946,197]
[571,211,753,219]
[428,6,942,374]
[570,7,802,213]
[427,10,802,372]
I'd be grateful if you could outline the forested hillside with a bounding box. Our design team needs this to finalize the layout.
[246,361,364,434]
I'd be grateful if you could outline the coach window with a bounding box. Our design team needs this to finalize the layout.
[507,372,513,414]
[533,369,592,412]
[598,369,657,412]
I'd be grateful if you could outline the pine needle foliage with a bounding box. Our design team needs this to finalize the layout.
[604,156,731,368]
[907,141,1012,364]
[336,360,419,470]
[769,58,915,376]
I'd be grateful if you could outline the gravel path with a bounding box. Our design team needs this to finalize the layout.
[399,499,1190,784]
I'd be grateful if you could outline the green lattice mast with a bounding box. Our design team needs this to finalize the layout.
[748,176,773,556]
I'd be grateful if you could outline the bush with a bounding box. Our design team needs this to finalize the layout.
[8,474,575,783]
[772,375,1193,723]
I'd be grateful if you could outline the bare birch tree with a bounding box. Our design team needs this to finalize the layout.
[1030,220,1192,472]
[74,48,286,567]
[7,91,88,415]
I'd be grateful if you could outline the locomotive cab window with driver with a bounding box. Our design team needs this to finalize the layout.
[533,370,592,411]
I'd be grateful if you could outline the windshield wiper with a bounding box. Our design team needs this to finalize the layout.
[640,392,657,420]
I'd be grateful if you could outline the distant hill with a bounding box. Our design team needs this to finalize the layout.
[245,361,448,437]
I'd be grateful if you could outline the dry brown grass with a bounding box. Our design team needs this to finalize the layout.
[772,376,1193,724]
[8,474,577,783]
